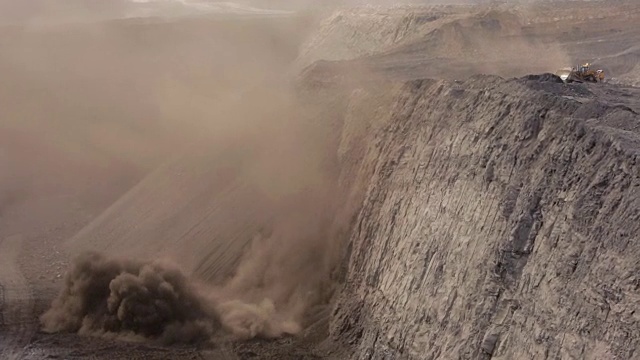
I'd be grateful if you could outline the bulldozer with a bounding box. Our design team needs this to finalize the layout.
[556,62,605,83]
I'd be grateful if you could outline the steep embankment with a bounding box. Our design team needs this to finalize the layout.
[295,5,471,70]
[297,5,573,83]
[331,75,640,359]
[298,2,640,85]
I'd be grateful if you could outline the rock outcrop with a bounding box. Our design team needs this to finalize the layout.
[331,74,640,359]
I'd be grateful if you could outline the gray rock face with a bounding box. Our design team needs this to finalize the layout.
[331,76,640,360]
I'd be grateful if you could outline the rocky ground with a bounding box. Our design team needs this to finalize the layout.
[1,0,639,359]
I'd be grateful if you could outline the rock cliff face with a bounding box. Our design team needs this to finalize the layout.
[295,5,470,70]
[331,75,640,359]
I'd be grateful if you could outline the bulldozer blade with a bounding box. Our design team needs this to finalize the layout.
[555,67,573,82]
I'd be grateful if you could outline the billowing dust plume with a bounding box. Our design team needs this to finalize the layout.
[40,252,219,344]
[211,187,341,340]
[36,4,346,343]
[39,88,340,341]
[42,212,342,344]
[39,73,346,343]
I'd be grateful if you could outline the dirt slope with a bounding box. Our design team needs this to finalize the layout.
[298,1,640,85]
[295,4,471,70]
[66,144,274,281]
[330,75,640,359]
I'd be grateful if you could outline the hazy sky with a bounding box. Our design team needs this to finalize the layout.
[0,0,492,25]
[0,0,305,24]
[0,0,131,24]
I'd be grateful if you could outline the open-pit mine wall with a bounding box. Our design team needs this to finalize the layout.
[329,75,640,359]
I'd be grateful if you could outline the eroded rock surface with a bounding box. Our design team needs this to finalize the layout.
[332,75,640,360]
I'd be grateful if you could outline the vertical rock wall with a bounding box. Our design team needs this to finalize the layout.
[332,76,640,360]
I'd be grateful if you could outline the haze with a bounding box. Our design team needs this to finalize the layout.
[2,0,639,358]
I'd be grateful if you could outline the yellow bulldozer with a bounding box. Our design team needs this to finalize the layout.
[556,63,605,83]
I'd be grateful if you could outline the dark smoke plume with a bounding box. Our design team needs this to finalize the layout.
[40,252,219,344]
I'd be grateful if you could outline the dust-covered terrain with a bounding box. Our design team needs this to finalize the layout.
[1,0,640,359]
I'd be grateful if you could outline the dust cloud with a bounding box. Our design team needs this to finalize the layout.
[212,188,340,340]
[39,77,346,342]
[0,0,129,25]
[41,252,219,344]
[20,0,350,345]
[42,201,342,344]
